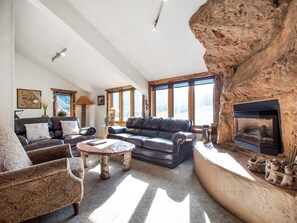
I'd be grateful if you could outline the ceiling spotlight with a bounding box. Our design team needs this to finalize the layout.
[153,0,166,32]
[51,48,67,62]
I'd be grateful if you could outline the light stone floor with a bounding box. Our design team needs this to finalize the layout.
[24,154,242,223]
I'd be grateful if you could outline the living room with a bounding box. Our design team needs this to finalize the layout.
[1,0,297,223]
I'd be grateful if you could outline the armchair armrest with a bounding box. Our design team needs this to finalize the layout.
[80,127,96,136]
[171,131,196,146]
[0,158,70,189]
[17,135,28,146]
[27,144,73,165]
[108,126,126,134]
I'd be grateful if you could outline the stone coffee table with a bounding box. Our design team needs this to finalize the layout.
[77,139,135,180]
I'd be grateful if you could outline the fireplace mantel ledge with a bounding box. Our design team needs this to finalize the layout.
[193,142,297,223]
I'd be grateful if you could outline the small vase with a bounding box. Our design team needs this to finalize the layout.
[41,110,49,118]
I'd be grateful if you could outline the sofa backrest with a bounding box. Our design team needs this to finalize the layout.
[14,116,80,139]
[125,117,192,139]
[14,117,53,138]
[51,116,80,139]
[159,118,192,139]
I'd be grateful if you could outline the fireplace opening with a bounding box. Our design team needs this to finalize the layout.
[234,100,282,155]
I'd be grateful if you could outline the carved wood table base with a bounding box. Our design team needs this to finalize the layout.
[77,139,135,180]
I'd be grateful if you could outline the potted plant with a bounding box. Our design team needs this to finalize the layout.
[104,115,110,126]
[58,111,67,116]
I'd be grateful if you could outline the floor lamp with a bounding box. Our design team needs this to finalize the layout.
[75,96,93,127]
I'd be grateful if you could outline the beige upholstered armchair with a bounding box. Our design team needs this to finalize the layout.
[0,125,84,223]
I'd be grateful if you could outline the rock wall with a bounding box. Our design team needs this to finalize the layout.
[190,0,297,157]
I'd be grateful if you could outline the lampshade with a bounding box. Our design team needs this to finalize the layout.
[75,96,93,105]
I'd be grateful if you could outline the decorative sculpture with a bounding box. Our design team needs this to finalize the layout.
[281,164,294,187]
[108,107,116,126]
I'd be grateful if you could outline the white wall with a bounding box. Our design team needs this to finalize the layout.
[89,90,106,138]
[15,53,87,121]
[0,0,14,128]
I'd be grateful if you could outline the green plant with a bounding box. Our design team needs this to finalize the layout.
[104,115,110,126]
[58,111,67,116]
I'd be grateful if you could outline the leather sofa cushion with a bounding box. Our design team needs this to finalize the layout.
[23,139,64,152]
[140,129,158,137]
[169,119,192,132]
[126,135,150,147]
[160,118,191,132]
[108,133,133,141]
[132,117,144,128]
[63,135,94,146]
[142,117,162,130]
[143,138,175,153]
[14,117,51,135]
[126,117,136,128]
[126,128,141,135]
[52,116,80,131]
[158,131,174,139]
[138,148,178,161]
[54,130,63,139]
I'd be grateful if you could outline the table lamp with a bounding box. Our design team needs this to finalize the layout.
[75,96,93,127]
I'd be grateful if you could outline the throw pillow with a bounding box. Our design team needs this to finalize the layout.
[61,120,79,136]
[25,123,51,143]
[0,125,32,172]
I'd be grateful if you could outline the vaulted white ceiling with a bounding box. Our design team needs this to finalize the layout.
[15,0,207,93]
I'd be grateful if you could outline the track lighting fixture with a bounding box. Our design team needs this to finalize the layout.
[51,48,67,62]
[153,0,167,32]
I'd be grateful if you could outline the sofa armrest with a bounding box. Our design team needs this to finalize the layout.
[171,131,196,145]
[108,126,126,134]
[17,135,28,146]
[0,158,70,189]
[27,144,73,165]
[80,127,96,136]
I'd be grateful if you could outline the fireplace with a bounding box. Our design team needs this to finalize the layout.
[234,100,282,155]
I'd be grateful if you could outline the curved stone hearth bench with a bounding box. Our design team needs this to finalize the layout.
[193,142,297,223]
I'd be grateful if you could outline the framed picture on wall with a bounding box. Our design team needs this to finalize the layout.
[17,88,42,109]
[97,95,105,106]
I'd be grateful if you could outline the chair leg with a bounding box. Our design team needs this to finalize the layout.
[73,203,80,215]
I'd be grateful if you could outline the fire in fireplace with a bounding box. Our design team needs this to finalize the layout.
[234,100,282,155]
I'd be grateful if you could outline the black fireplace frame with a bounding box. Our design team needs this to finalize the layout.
[234,100,282,155]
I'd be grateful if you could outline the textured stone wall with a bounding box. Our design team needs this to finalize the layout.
[190,0,297,157]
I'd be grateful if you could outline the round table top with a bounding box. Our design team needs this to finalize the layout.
[77,139,135,156]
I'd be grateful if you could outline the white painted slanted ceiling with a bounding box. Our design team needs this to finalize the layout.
[15,0,207,93]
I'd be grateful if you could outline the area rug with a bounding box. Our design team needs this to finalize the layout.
[24,154,241,223]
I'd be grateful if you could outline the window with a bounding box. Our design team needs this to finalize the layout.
[194,79,214,125]
[106,86,144,124]
[155,85,168,117]
[56,93,71,116]
[123,90,130,121]
[134,90,143,117]
[150,75,214,127]
[173,82,189,119]
[51,88,77,116]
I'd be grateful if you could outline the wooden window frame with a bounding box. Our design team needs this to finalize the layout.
[148,72,216,132]
[106,85,144,124]
[51,88,77,116]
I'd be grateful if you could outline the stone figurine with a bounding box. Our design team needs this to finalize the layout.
[265,159,272,179]
[267,159,280,184]
[281,164,294,187]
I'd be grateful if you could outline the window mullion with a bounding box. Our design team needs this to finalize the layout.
[168,84,173,117]
[189,82,194,122]
[130,89,134,117]
[119,91,123,123]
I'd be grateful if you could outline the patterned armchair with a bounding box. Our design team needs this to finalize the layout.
[0,125,84,223]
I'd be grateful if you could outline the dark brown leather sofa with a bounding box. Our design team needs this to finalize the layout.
[14,116,96,157]
[107,117,196,168]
